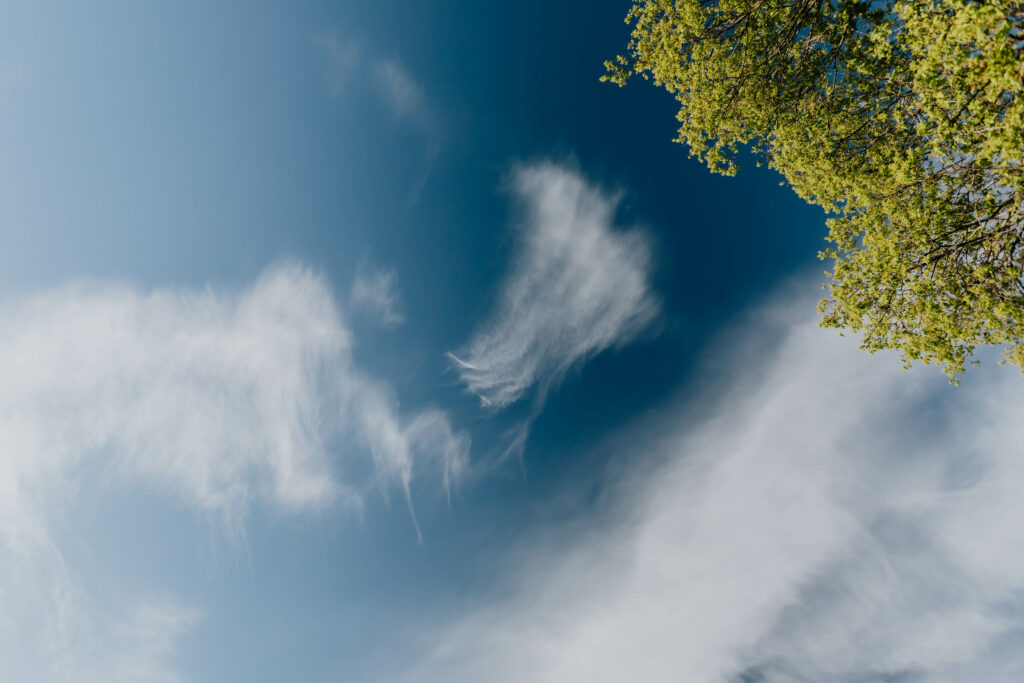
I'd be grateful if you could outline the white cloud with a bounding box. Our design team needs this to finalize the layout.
[409,280,1024,683]
[0,263,467,680]
[351,263,404,327]
[449,162,659,409]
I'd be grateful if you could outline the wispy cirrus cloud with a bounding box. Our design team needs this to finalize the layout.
[314,33,361,98]
[74,601,200,683]
[449,162,659,410]
[372,58,428,121]
[369,56,440,202]
[0,263,467,680]
[315,34,440,202]
[350,262,404,327]
[411,280,1024,683]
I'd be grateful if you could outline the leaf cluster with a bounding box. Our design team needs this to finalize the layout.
[607,0,1024,379]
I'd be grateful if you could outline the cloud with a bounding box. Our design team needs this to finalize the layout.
[315,34,440,202]
[449,162,659,410]
[409,280,1024,683]
[370,57,441,203]
[372,58,427,121]
[0,263,467,680]
[351,263,404,327]
[314,33,361,97]
[71,600,200,683]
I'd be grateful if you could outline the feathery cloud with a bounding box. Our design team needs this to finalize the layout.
[372,58,427,121]
[369,57,441,203]
[315,34,440,202]
[0,263,466,680]
[314,33,361,98]
[413,281,1024,683]
[351,263,404,327]
[449,162,659,410]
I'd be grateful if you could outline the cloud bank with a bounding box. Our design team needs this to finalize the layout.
[449,162,659,410]
[413,283,1024,683]
[0,264,466,681]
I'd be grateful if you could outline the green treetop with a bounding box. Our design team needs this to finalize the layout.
[606,0,1024,379]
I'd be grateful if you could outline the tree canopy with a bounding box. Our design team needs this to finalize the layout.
[605,0,1024,379]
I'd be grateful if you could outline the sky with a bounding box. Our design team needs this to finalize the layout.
[1,2,1023,682]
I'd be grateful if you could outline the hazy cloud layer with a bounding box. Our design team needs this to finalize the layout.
[0,264,466,680]
[449,162,659,409]
[414,283,1024,683]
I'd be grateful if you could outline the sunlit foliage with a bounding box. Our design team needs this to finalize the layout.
[606,0,1024,378]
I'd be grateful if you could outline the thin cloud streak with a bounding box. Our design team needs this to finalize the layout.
[314,33,361,98]
[315,34,440,203]
[369,57,441,203]
[372,58,427,120]
[449,161,659,410]
[350,263,405,327]
[413,281,1024,683]
[0,263,467,680]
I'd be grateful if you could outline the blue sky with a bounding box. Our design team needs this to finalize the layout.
[2,2,1023,682]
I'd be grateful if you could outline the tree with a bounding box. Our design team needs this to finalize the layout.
[605,0,1024,379]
